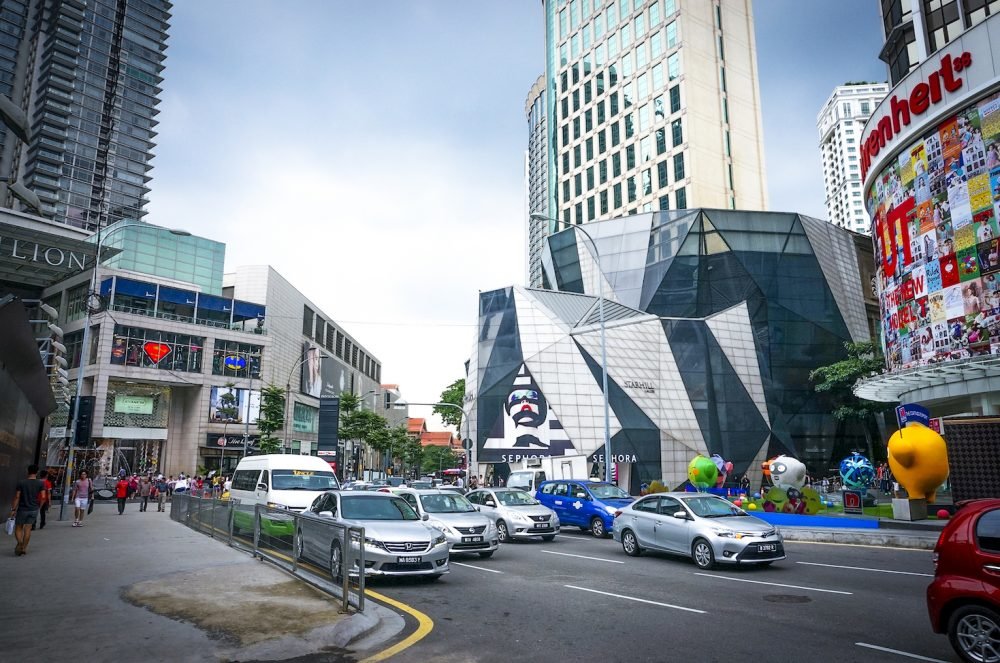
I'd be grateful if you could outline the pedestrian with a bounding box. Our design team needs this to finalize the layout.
[740,474,751,493]
[155,475,168,512]
[115,474,129,515]
[138,474,152,512]
[37,469,53,529]
[70,470,94,526]
[9,464,47,556]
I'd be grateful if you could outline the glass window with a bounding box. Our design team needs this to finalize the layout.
[669,85,680,112]
[614,182,623,208]
[594,12,604,37]
[587,196,596,220]
[639,104,651,133]
[650,32,663,59]
[212,340,263,379]
[302,306,314,336]
[657,160,668,187]
[649,1,661,26]
[658,194,670,210]
[611,122,621,146]
[673,152,685,179]
[110,325,205,373]
[675,186,686,209]
[651,62,663,89]
[572,33,581,58]
[667,52,680,80]
[607,3,617,29]
[596,42,606,65]
[671,118,683,146]
[571,0,580,28]
[637,73,648,101]
[624,82,634,108]
[640,134,652,161]
[642,168,652,195]
[634,13,645,37]
[666,21,677,48]
[575,172,582,196]
[585,110,593,132]
[612,152,622,176]
[625,113,634,138]
[621,23,632,48]
[621,51,633,77]
[656,128,666,155]
[587,166,595,188]
[608,32,618,57]
[636,41,647,68]
[627,175,637,202]
[560,8,569,38]
[611,91,620,115]
[599,159,608,182]
[634,497,658,513]
[598,130,607,153]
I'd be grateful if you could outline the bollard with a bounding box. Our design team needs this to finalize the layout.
[253,504,261,559]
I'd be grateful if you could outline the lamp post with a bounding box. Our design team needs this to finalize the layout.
[60,222,192,520]
[284,347,328,452]
[529,213,612,484]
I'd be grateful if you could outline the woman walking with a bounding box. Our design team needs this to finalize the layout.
[70,470,94,526]
[115,474,129,515]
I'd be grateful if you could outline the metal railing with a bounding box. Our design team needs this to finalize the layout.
[169,494,365,612]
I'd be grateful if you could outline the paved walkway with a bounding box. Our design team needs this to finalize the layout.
[0,501,384,661]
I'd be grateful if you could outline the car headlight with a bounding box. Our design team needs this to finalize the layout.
[364,537,386,551]
[430,520,456,535]
[603,505,618,515]
[511,512,531,522]
[266,502,287,510]
[712,527,735,538]
[433,533,447,546]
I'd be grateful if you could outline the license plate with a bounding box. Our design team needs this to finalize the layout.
[462,536,483,543]
[533,523,548,529]
[758,543,777,553]
[397,556,422,563]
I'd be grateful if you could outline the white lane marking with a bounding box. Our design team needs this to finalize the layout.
[564,584,706,614]
[855,642,948,662]
[541,550,625,564]
[797,561,933,577]
[693,572,852,595]
[784,540,932,553]
[451,562,504,574]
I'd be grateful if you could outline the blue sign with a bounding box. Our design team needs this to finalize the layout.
[224,355,247,371]
[896,403,930,428]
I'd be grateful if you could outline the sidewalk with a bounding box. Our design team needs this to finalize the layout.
[0,500,397,661]
[781,526,940,549]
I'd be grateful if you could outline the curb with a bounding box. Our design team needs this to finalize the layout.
[781,528,938,549]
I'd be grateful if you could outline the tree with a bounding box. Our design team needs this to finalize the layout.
[399,436,424,479]
[421,444,458,476]
[434,378,465,428]
[256,384,286,454]
[385,424,410,474]
[338,391,392,478]
[218,383,240,469]
[809,340,893,460]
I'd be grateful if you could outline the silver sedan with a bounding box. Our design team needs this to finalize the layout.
[466,488,560,542]
[611,492,784,569]
[295,491,450,580]
[397,489,500,557]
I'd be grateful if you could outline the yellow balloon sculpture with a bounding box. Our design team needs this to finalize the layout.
[887,425,949,502]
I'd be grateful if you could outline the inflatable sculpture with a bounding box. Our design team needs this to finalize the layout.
[688,455,719,490]
[887,425,949,502]
[711,454,734,488]
[839,452,876,490]
[768,455,807,491]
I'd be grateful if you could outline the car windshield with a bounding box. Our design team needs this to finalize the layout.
[271,469,339,491]
[588,483,630,500]
[497,490,538,506]
[341,496,419,520]
[683,496,748,518]
[420,493,476,513]
[410,482,432,489]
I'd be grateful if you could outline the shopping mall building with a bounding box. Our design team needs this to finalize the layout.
[854,13,1000,417]
[466,209,879,493]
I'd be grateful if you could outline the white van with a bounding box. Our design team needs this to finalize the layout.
[230,455,339,535]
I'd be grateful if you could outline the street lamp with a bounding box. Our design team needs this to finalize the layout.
[60,222,192,520]
[529,213,612,484]
[284,347,329,451]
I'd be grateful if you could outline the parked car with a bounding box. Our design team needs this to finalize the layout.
[467,488,560,542]
[229,454,340,536]
[295,491,449,580]
[611,492,784,569]
[397,489,499,557]
[928,498,1000,663]
[535,480,633,538]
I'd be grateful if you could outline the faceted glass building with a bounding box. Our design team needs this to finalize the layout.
[467,210,875,492]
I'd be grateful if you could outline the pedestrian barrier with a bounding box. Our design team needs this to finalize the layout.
[169,493,365,612]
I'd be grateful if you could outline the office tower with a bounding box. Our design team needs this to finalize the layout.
[525,74,548,287]
[0,0,171,231]
[879,0,998,85]
[527,0,768,287]
[817,83,888,234]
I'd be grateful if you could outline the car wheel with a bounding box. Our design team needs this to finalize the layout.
[692,538,715,570]
[590,517,607,538]
[294,529,304,560]
[478,551,494,559]
[622,529,642,557]
[541,534,556,542]
[948,603,1000,663]
[329,541,343,583]
[496,520,510,543]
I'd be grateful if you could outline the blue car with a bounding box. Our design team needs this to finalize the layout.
[535,480,633,538]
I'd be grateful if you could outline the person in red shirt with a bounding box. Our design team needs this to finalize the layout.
[37,469,53,529]
[116,476,129,515]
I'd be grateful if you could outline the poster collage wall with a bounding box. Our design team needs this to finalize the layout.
[867,87,1000,371]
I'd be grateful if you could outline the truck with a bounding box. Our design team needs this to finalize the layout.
[506,454,589,493]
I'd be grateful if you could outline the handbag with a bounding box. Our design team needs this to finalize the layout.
[87,479,94,514]
[5,517,14,536]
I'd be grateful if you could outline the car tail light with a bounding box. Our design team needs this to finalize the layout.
[933,553,939,573]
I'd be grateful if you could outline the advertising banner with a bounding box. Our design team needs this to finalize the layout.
[114,395,154,415]
[300,343,352,398]
[208,386,260,424]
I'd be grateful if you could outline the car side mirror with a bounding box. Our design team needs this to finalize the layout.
[256,483,267,491]
[485,500,496,507]
[672,511,689,520]
[318,510,333,518]
[474,506,481,511]
[422,513,429,521]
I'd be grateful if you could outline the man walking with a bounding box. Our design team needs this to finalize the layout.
[115,474,129,515]
[9,464,47,556]
[155,475,168,512]
[138,474,152,512]
[38,469,53,529]
[70,470,94,526]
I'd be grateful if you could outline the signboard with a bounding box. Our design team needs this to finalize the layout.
[114,394,154,415]
[203,434,259,450]
[929,417,942,433]
[208,386,260,424]
[317,397,340,467]
[48,426,67,439]
[301,343,352,398]
[842,490,864,515]
[223,355,247,371]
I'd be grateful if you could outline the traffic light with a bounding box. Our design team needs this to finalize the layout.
[69,396,95,447]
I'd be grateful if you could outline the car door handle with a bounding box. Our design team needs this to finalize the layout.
[985,564,1000,573]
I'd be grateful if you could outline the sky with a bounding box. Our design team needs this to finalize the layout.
[146,0,887,430]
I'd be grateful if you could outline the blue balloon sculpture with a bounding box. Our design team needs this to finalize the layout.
[839,452,875,490]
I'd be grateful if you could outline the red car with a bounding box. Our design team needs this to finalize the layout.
[928,499,1000,663]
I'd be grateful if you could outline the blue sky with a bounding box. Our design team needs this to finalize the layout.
[147,1,888,425]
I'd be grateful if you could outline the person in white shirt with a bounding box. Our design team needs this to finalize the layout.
[456,476,464,489]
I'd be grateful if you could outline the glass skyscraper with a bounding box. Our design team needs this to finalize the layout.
[0,0,171,231]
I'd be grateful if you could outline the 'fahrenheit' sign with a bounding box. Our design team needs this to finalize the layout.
[861,52,972,180]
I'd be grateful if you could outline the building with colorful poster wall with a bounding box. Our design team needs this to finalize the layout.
[856,13,1000,418]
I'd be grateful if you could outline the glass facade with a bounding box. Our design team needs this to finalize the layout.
[211,341,263,379]
[110,324,204,372]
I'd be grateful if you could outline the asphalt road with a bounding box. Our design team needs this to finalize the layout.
[360,529,956,663]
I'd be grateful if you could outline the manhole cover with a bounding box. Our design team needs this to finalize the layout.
[763,594,811,604]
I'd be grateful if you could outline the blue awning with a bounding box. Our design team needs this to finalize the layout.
[115,277,157,298]
[197,293,231,313]
[100,278,113,297]
[159,286,198,306]
[233,299,265,322]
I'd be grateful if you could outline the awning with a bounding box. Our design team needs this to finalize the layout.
[233,299,265,322]
[115,277,156,298]
[197,293,231,313]
[854,355,1000,402]
[158,286,197,306]
[0,217,107,290]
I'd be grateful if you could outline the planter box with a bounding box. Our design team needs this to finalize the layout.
[892,498,928,521]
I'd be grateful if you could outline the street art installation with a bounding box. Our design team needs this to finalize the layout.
[887,425,950,502]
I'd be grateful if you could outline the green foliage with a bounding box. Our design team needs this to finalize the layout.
[421,445,458,475]
[809,340,891,421]
[399,435,424,477]
[257,384,286,454]
[434,378,465,428]
[218,383,239,424]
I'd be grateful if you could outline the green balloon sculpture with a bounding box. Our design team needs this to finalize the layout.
[688,455,718,490]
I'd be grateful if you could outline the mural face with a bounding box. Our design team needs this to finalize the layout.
[480,364,576,463]
[867,88,1000,370]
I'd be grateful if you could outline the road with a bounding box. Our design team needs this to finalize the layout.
[359,529,955,663]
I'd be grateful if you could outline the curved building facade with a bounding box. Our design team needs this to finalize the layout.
[857,13,1000,414]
